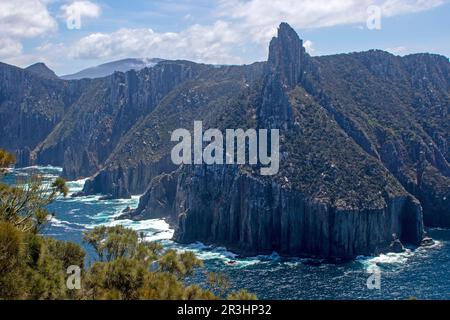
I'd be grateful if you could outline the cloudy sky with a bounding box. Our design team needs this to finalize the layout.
[1,0,449,75]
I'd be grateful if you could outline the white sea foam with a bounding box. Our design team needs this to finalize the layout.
[15,165,63,172]
[144,230,176,242]
[164,241,263,268]
[416,239,442,251]
[357,249,416,273]
[67,178,89,195]
[62,195,101,203]
[48,216,85,230]
[88,216,175,242]
[357,237,444,272]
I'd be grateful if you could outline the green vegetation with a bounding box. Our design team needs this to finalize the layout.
[0,149,256,300]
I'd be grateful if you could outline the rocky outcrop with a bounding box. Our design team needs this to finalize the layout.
[81,156,176,198]
[25,63,59,80]
[79,62,266,197]
[34,61,204,180]
[0,62,82,166]
[173,165,423,259]
[120,171,178,221]
[117,26,442,260]
[267,23,305,87]
[308,50,450,228]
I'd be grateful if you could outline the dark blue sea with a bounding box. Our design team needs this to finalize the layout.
[5,166,450,300]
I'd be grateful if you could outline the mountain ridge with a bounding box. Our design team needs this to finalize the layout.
[61,58,164,80]
[25,62,59,80]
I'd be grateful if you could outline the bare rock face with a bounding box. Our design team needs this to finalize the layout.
[123,23,440,259]
[173,165,423,259]
[80,62,266,198]
[25,63,59,80]
[0,62,85,167]
[120,171,178,221]
[82,156,176,199]
[35,61,202,180]
[268,23,305,87]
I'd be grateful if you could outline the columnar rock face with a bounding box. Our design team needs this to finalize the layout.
[309,50,450,227]
[0,62,86,166]
[258,23,308,134]
[34,61,204,179]
[268,23,305,87]
[82,156,177,199]
[80,62,266,197]
[173,165,423,259]
[121,171,178,221]
[128,24,439,258]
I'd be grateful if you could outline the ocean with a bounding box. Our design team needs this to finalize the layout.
[5,166,450,300]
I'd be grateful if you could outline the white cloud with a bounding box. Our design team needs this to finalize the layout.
[70,21,244,64]
[68,0,444,65]
[0,38,23,59]
[0,0,57,59]
[1,0,446,72]
[0,0,57,39]
[218,0,445,44]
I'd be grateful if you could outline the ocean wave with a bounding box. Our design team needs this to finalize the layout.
[89,217,173,233]
[48,216,86,230]
[144,230,176,242]
[62,195,102,203]
[164,241,264,268]
[363,250,414,266]
[67,178,89,195]
[15,165,63,172]
[417,240,443,251]
[356,238,445,272]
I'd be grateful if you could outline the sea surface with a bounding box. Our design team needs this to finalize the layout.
[5,166,450,300]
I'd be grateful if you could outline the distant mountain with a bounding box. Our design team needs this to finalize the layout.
[61,58,164,80]
[25,63,59,80]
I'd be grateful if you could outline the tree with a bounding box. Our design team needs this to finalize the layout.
[83,225,140,262]
[0,149,15,174]
[81,226,214,300]
[0,174,69,233]
[0,149,256,300]
[0,149,84,299]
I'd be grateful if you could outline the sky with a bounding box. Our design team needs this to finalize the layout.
[1,0,449,76]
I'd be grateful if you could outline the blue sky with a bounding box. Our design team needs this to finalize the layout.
[1,0,449,75]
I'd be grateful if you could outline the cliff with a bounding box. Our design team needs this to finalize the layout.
[1,23,449,258]
[80,62,265,197]
[0,62,86,166]
[172,165,423,259]
[127,23,448,258]
[34,61,205,180]
[25,63,59,80]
